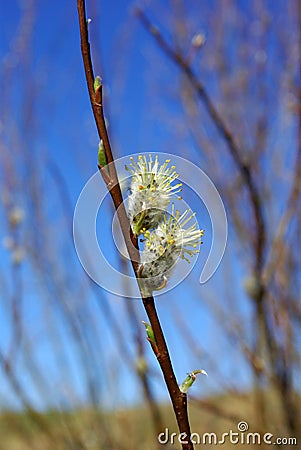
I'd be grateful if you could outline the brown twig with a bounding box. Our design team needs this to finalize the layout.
[190,396,242,425]
[136,9,266,278]
[77,1,194,448]
[135,8,301,438]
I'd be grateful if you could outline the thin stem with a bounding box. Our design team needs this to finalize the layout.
[135,8,301,439]
[77,1,194,448]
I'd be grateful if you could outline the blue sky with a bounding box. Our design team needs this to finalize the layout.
[1,0,300,411]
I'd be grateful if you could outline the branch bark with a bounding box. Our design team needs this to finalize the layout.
[77,1,194,448]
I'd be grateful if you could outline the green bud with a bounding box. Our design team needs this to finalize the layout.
[94,76,102,92]
[98,140,107,167]
[179,369,208,394]
[142,321,156,346]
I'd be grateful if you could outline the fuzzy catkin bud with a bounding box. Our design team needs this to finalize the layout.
[138,205,203,295]
[126,155,204,295]
[126,155,182,235]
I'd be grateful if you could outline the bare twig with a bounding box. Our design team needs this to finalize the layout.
[136,9,266,277]
[190,396,242,424]
[135,7,301,437]
[77,1,194,448]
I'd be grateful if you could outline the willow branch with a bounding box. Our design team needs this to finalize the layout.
[77,2,194,448]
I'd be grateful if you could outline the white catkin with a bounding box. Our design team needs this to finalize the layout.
[126,155,204,294]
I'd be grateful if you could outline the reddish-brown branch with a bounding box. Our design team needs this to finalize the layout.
[78,0,138,266]
[77,1,194,448]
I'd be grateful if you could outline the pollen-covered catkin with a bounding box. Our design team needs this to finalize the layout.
[126,155,204,295]
[126,155,182,235]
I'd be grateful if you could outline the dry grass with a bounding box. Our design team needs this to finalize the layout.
[0,390,300,449]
